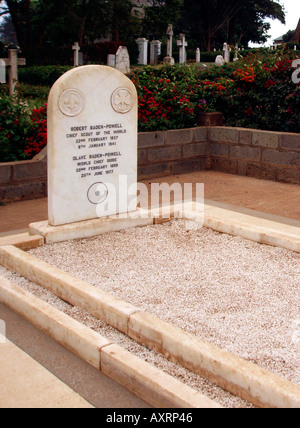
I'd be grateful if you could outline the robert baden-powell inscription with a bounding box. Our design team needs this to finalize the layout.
[47,65,138,226]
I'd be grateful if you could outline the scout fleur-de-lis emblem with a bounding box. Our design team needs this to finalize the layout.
[64,94,80,112]
[59,89,85,116]
[111,88,133,114]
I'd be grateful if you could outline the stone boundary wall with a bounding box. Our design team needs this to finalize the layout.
[0,154,47,203]
[209,127,300,183]
[138,127,209,179]
[1,127,300,202]
[0,128,210,202]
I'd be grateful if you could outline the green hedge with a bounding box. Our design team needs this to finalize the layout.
[19,66,71,87]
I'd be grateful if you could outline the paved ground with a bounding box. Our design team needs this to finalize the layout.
[1,171,300,237]
[1,170,300,408]
[0,302,150,408]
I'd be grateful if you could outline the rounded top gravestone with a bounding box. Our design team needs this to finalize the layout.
[215,55,225,66]
[47,65,138,226]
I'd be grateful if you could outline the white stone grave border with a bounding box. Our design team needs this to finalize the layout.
[0,276,217,408]
[0,203,300,408]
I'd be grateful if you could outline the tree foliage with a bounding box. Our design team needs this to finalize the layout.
[141,0,183,39]
[0,0,142,63]
[0,0,287,62]
[179,0,285,51]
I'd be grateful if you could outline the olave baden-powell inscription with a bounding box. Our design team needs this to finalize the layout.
[47,65,138,226]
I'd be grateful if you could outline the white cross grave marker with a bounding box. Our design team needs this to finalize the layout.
[177,34,188,64]
[0,59,5,83]
[233,44,239,62]
[223,43,230,63]
[0,49,26,95]
[72,42,80,67]
[164,24,175,65]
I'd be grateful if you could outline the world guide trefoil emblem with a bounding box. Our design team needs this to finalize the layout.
[111,88,134,114]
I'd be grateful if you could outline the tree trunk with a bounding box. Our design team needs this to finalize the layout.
[6,0,25,51]
[204,26,211,52]
[23,0,33,59]
[79,16,87,44]
[111,0,120,42]
[6,0,33,62]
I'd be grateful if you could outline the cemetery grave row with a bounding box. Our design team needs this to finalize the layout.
[69,25,258,71]
[71,26,300,70]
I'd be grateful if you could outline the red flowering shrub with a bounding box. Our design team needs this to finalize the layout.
[133,65,227,131]
[221,50,300,132]
[24,105,47,157]
[2,49,300,162]
[233,65,256,83]
[132,49,300,133]
[0,98,48,162]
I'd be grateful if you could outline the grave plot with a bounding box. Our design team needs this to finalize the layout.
[26,218,300,388]
[0,260,250,408]
[0,213,299,408]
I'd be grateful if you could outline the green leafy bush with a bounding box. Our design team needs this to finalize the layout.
[220,50,300,132]
[0,95,34,162]
[17,83,50,108]
[131,48,300,133]
[19,66,71,87]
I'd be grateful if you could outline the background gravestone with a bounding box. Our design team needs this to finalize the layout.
[47,65,138,226]
[115,46,130,74]
[164,25,175,65]
[136,38,148,65]
[177,34,188,64]
[0,59,5,83]
[150,40,162,65]
[0,49,26,95]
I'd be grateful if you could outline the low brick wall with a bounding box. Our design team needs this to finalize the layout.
[210,127,300,183]
[0,128,210,202]
[1,126,300,202]
[138,127,209,179]
[0,156,47,203]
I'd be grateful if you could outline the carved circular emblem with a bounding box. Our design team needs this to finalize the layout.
[59,89,85,117]
[111,87,134,114]
[87,182,108,205]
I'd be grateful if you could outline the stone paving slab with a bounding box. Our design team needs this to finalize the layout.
[0,339,94,408]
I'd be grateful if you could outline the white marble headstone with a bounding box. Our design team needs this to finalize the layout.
[115,46,130,74]
[215,55,225,66]
[150,40,162,65]
[47,65,138,226]
[136,38,148,65]
[107,54,116,67]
